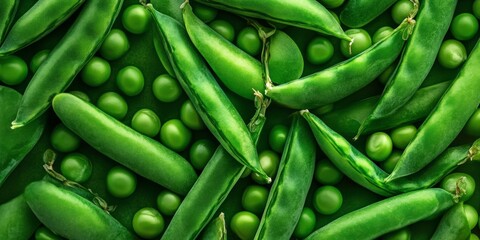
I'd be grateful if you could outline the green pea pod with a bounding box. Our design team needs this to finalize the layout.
[266,18,414,109]
[0,0,18,44]
[431,203,470,240]
[0,86,45,188]
[305,188,457,240]
[339,0,397,28]
[161,93,269,240]
[321,81,450,139]
[254,114,316,239]
[52,93,198,196]
[24,181,133,240]
[357,0,458,137]
[193,0,350,41]
[147,4,270,182]
[0,194,40,240]
[386,38,480,182]
[11,0,123,129]
[200,213,227,240]
[0,0,86,55]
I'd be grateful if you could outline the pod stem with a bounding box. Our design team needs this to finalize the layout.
[467,138,480,161]
[453,176,467,203]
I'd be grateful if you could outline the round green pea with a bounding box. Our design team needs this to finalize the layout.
[293,207,317,239]
[465,108,480,137]
[378,63,396,85]
[180,100,205,130]
[156,190,182,217]
[437,39,467,69]
[441,172,476,202]
[381,151,402,174]
[268,124,289,153]
[81,57,111,87]
[106,166,137,198]
[189,139,216,170]
[30,49,50,73]
[99,29,130,61]
[365,132,393,162]
[96,92,128,120]
[152,74,182,103]
[306,37,334,65]
[313,185,343,215]
[252,150,280,184]
[230,211,259,240]
[391,0,414,24]
[116,66,145,96]
[50,123,81,153]
[340,28,372,58]
[132,207,165,239]
[390,125,417,149]
[160,119,192,152]
[0,55,28,85]
[60,153,92,183]
[372,26,394,44]
[69,91,90,102]
[236,26,262,56]
[471,234,480,240]
[122,4,151,34]
[209,19,235,42]
[474,0,480,19]
[464,204,478,230]
[315,159,343,185]
[382,227,411,240]
[131,108,161,137]
[192,2,218,23]
[451,13,479,41]
[35,226,63,240]
[241,185,269,215]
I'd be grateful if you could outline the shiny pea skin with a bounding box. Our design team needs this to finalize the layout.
[99,29,130,61]
[60,153,92,183]
[106,166,137,198]
[160,119,192,152]
[156,190,182,217]
[241,185,269,215]
[122,4,151,34]
[116,65,145,96]
[189,139,216,170]
[50,123,81,153]
[152,74,182,102]
[293,207,317,239]
[30,49,50,73]
[131,108,161,137]
[132,207,165,239]
[230,211,259,240]
[81,56,111,87]
[180,99,205,130]
[96,91,128,120]
[251,150,280,184]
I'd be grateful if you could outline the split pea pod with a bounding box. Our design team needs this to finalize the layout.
[0,194,40,240]
[52,93,198,196]
[357,0,458,137]
[193,0,351,41]
[161,93,269,240]
[11,0,123,129]
[0,0,18,44]
[304,188,457,240]
[430,203,470,240]
[254,114,316,239]
[0,0,86,55]
[200,213,227,240]
[147,4,270,182]
[386,38,480,182]
[24,181,133,240]
[321,81,450,139]
[339,0,397,28]
[266,19,414,110]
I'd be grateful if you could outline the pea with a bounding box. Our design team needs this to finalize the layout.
[180,100,205,130]
[293,207,317,239]
[80,56,111,87]
[122,4,151,34]
[268,124,289,153]
[50,123,81,153]
[191,2,218,23]
[156,190,182,217]
[132,207,165,239]
[160,119,192,152]
[372,26,394,44]
[152,74,182,103]
[451,13,479,41]
[378,63,396,85]
[34,226,63,240]
[464,204,478,230]
[241,185,269,215]
[131,108,161,137]
[60,153,92,183]
[474,0,480,19]
[382,227,411,240]
[106,166,137,198]
[315,159,343,185]
[365,132,393,162]
[390,125,417,149]
[96,91,128,120]
[437,39,467,69]
[391,0,414,24]
[251,150,280,184]
[313,185,343,215]
[306,37,334,65]
[465,108,480,137]
[230,211,260,240]
[471,234,480,240]
[0,55,28,85]
[441,172,476,202]
[381,151,402,174]
[236,26,262,57]
[189,139,216,170]
[209,19,235,42]
[69,90,90,102]
[116,66,145,96]
[99,29,130,61]
[319,0,344,9]
[30,49,50,73]
[340,28,372,57]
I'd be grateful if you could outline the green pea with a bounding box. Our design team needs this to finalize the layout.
[116,66,145,96]
[372,26,394,44]
[319,0,344,9]
[471,234,480,240]
[306,37,334,65]
[365,132,393,162]
[378,63,396,85]
[381,151,402,174]
[437,39,467,69]
[132,207,165,239]
[0,55,28,85]
[35,226,63,240]
[340,28,372,57]
[96,91,128,120]
[60,153,92,183]
[474,0,480,19]
[465,108,480,137]
[230,211,259,240]
[315,159,343,185]
[391,0,414,24]
[251,150,280,184]
[99,29,130,61]
[106,166,137,198]
[293,207,317,239]
[241,185,269,215]
[313,185,343,215]
[81,56,111,87]
[382,227,411,240]
[152,74,182,103]
[268,124,289,153]
[390,125,417,149]
[451,13,479,41]
[156,190,182,217]
[50,123,81,153]
[160,119,192,152]
[30,49,50,73]
[69,90,90,102]
[209,19,235,42]
[180,100,205,130]
[464,204,478,230]
[189,139,216,170]
[131,108,161,137]
[441,172,476,202]
[122,4,151,34]
[191,2,218,23]
[236,26,261,56]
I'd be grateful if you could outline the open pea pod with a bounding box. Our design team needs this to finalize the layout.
[0,86,45,188]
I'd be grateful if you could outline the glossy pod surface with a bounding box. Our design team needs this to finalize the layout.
[340,0,397,28]
[0,194,40,239]
[0,0,18,44]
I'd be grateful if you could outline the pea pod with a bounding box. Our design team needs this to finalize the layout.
[161,93,269,240]
[0,194,40,240]
[304,188,457,240]
[11,0,123,128]
[0,0,18,44]
[147,4,270,182]
[200,213,227,240]
[0,0,85,55]
[321,81,450,139]
[357,0,458,137]
[52,93,198,196]
[386,38,480,182]
[254,114,316,239]
[24,181,133,240]
[339,0,397,28]
[265,19,414,110]
[431,203,470,240]
[193,0,350,41]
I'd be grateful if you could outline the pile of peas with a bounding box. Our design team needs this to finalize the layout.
[1,0,480,239]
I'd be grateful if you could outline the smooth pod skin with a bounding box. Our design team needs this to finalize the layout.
[0,0,85,55]
[321,81,450,139]
[254,114,316,239]
[11,0,123,128]
[431,203,470,240]
[358,0,458,137]
[305,188,456,240]
[200,213,227,240]
[0,194,40,240]
[0,0,18,44]
[387,38,480,181]
[266,19,412,109]
[147,4,269,182]
[24,181,133,240]
[193,0,350,41]
[52,93,198,196]
[340,0,397,28]
[182,2,264,100]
